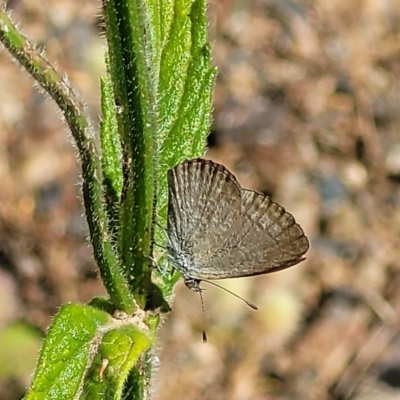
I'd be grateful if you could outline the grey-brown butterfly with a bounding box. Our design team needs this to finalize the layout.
[166,158,309,339]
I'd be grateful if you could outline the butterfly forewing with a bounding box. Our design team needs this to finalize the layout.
[167,159,242,261]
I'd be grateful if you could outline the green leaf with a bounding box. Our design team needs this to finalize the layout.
[24,304,152,400]
[154,0,217,297]
[158,0,216,162]
[24,304,110,400]
[102,0,215,305]
[81,324,152,399]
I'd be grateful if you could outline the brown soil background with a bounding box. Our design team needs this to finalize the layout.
[1,0,400,399]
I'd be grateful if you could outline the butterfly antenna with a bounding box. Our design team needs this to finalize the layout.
[203,280,259,310]
[198,288,208,343]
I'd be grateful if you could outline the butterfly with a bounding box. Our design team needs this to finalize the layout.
[166,158,309,295]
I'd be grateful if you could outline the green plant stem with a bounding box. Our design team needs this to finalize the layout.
[102,0,156,308]
[0,9,136,313]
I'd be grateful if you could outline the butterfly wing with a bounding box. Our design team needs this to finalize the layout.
[190,188,309,280]
[167,159,242,276]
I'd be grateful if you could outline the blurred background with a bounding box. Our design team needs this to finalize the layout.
[1,0,400,399]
